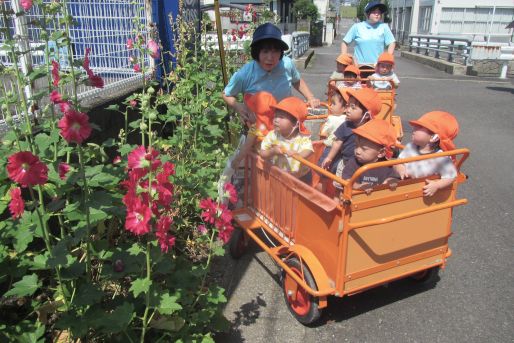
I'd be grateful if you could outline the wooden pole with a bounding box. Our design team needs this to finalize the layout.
[214,0,228,86]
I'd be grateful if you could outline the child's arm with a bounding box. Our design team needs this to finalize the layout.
[393,164,408,179]
[321,140,343,169]
[392,73,400,89]
[423,178,454,197]
[259,145,282,159]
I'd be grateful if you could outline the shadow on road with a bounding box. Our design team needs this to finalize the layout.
[486,86,514,94]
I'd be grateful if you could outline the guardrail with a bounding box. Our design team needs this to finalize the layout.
[283,32,310,59]
[408,34,472,65]
[499,46,514,79]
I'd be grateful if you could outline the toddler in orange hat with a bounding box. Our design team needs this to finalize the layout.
[341,119,399,190]
[368,52,400,90]
[260,97,314,183]
[231,92,277,168]
[336,65,363,89]
[330,53,355,82]
[395,111,459,197]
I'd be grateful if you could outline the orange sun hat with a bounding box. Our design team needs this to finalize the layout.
[271,97,310,135]
[345,88,382,118]
[343,64,361,77]
[329,84,350,102]
[409,111,459,151]
[244,92,277,136]
[377,52,395,65]
[353,119,397,158]
[336,53,354,66]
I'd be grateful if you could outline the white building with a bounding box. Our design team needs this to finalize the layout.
[389,0,514,43]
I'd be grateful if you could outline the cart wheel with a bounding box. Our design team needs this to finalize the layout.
[228,228,247,259]
[411,267,440,284]
[282,258,321,325]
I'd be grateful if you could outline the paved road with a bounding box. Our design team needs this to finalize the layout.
[217,21,514,343]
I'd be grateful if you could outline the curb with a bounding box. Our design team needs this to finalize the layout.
[400,51,470,75]
[294,49,315,70]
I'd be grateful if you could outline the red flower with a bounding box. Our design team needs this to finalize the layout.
[58,162,70,180]
[129,100,137,108]
[50,90,64,104]
[147,39,160,59]
[218,224,234,244]
[156,216,175,253]
[125,199,152,235]
[197,224,207,235]
[59,101,72,114]
[51,60,60,87]
[156,161,175,184]
[126,38,134,49]
[7,151,48,187]
[58,109,92,144]
[9,187,24,219]
[133,64,141,73]
[224,183,238,204]
[21,0,32,11]
[199,198,218,224]
[83,48,92,72]
[127,146,160,171]
[86,74,104,88]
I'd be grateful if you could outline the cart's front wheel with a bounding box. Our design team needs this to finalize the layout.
[228,227,247,259]
[282,258,321,325]
[411,267,440,284]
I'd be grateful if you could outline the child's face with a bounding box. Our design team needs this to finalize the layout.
[330,93,345,115]
[336,62,347,73]
[354,136,385,164]
[411,124,434,147]
[344,72,357,84]
[258,47,281,72]
[376,62,393,75]
[273,110,297,137]
[345,96,366,124]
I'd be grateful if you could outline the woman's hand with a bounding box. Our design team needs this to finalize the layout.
[307,97,320,109]
[234,102,256,124]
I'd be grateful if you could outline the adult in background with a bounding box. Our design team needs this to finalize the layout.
[341,1,396,65]
[223,22,320,125]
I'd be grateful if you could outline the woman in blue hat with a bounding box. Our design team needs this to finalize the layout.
[223,23,320,124]
[340,1,396,65]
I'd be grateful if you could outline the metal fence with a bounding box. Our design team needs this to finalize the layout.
[0,0,151,111]
[408,34,472,65]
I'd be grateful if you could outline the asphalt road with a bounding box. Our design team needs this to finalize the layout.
[216,22,514,343]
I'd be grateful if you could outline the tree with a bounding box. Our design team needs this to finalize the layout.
[357,0,391,23]
[292,0,319,21]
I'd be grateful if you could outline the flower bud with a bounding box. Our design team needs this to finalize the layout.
[147,86,155,94]
[140,121,148,130]
[113,259,124,273]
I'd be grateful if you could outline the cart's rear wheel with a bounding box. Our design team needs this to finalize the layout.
[228,227,247,259]
[282,257,321,325]
[411,267,440,284]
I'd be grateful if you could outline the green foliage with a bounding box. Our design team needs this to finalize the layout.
[293,0,319,20]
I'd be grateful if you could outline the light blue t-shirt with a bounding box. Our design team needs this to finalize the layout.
[343,21,395,65]
[223,56,301,101]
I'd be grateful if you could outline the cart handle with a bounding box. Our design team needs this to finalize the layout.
[243,227,336,297]
[346,198,468,231]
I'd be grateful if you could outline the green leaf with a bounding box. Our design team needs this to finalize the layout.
[149,315,185,332]
[73,283,103,307]
[17,323,45,343]
[158,293,183,315]
[105,104,120,111]
[127,242,144,256]
[107,302,134,333]
[27,67,47,82]
[30,254,50,270]
[129,278,151,298]
[13,225,34,253]
[4,274,41,297]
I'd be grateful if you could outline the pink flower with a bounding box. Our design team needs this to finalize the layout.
[218,225,234,244]
[197,224,207,235]
[126,38,134,49]
[129,100,137,108]
[20,0,32,11]
[113,155,122,164]
[199,198,218,224]
[147,39,160,59]
[133,64,141,73]
[50,90,64,104]
[156,216,176,253]
[224,183,238,204]
[127,146,160,171]
[9,187,24,219]
[58,162,70,180]
[51,60,60,87]
[58,101,72,114]
[83,48,91,72]
[86,74,104,88]
[7,151,48,187]
[125,199,152,235]
[57,109,92,144]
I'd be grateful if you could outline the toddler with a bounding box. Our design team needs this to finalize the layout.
[320,85,348,144]
[342,119,399,190]
[320,88,383,188]
[336,65,362,89]
[330,53,354,82]
[395,111,459,197]
[231,92,277,168]
[260,97,314,183]
[368,52,400,90]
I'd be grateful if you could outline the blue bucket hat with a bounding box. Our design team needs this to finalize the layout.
[251,23,289,50]
[365,1,388,15]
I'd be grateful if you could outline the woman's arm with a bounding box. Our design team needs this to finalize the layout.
[387,42,396,54]
[293,79,320,108]
[341,41,349,54]
[222,92,255,124]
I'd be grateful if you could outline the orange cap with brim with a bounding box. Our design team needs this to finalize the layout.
[353,119,397,159]
[271,97,310,135]
[378,52,395,65]
[336,53,354,66]
[346,88,382,118]
[409,111,459,151]
[343,64,361,77]
[244,92,277,134]
[328,84,349,102]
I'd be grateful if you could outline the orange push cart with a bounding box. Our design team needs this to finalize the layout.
[229,142,469,325]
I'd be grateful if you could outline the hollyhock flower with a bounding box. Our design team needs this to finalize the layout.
[147,39,160,59]
[128,56,137,64]
[51,60,60,87]
[7,151,48,187]
[125,199,152,235]
[215,203,232,229]
[129,100,137,108]
[58,109,92,144]
[86,74,104,88]
[218,224,234,244]
[127,146,160,171]
[58,162,70,180]
[199,198,218,224]
[21,0,32,11]
[156,182,173,207]
[156,216,176,253]
[224,183,238,204]
[197,224,207,235]
[9,187,24,219]
[50,90,64,104]
[156,162,175,184]
[83,48,91,72]
[58,101,72,114]
[133,64,141,73]
[126,38,133,49]
[113,155,122,164]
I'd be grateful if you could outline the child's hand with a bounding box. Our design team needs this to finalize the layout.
[321,157,332,170]
[394,164,408,179]
[423,179,439,197]
[271,144,283,156]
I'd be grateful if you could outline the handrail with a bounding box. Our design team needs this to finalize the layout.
[408,34,472,65]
